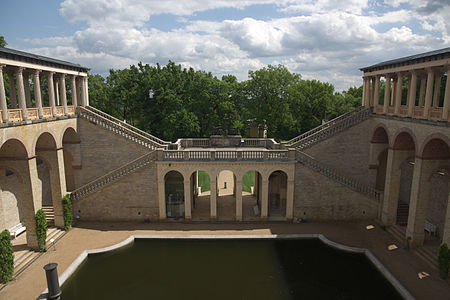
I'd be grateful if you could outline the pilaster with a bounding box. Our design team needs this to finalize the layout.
[158,172,166,220]
[442,190,450,246]
[407,71,417,117]
[261,179,268,220]
[235,179,242,221]
[184,179,191,220]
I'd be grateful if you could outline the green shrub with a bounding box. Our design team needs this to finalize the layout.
[438,243,450,279]
[0,230,14,283]
[62,194,73,231]
[35,209,47,252]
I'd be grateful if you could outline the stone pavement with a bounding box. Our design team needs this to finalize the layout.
[1,221,449,300]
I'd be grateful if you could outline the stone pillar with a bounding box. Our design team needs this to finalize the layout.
[261,179,269,220]
[158,173,166,220]
[47,72,56,116]
[373,76,380,108]
[369,77,374,106]
[33,70,43,119]
[443,68,450,121]
[286,179,294,221]
[59,74,67,115]
[79,77,86,107]
[16,67,28,121]
[184,179,191,220]
[394,73,402,115]
[442,190,450,246]
[23,73,32,107]
[362,77,369,107]
[406,158,440,247]
[432,73,441,108]
[391,77,397,106]
[54,80,60,106]
[419,75,426,106]
[84,76,89,106]
[381,149,414,225]
[37,149,67,227]
[407,71,417,117]
[0,65,8,122]
[210,176,217,220]
[235,179,242,221]
[7,72,17,108]
[70,75,78,108]
[423,69,434,118]
[383,75,391,114]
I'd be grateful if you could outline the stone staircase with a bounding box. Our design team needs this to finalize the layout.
[41,205,55,227]
[286,106,371,150]
[396,202,409,226]
[296,150,383,201]
[12,227,66,278]
[70,151,156,202]
[78,106,169,150]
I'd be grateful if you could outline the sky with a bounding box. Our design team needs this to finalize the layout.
[1,0,449,91]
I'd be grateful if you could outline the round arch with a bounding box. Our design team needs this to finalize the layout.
[371,124,390,144]
[419,134,450,159]
[164,170,185,219]
[391,128,418,152]
[268,170,288,218]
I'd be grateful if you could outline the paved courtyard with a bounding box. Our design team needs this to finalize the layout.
[1,221,449,300]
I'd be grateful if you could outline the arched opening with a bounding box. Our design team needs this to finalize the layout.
[164,171,184,219]
[375,149,388,190]
[371,126,389,192]
[191,170,210,221]
[390,132,416,227]
[268,170,287,218]
[62,127,80,192]
[242,170,262,221]
[418,138,450,246]
[217,170,236,221]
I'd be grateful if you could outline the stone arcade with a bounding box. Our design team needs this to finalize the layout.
[0,47,449,253]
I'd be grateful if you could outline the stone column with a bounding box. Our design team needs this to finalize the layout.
[70,75,78,108]
[442,68,450,121]
[407,71,417,117]
[16,67,28,121]
[54,80,60,106]
[442,190,450,246]
[7,72,17,108]
[362,77,369,107]
[0,65,8,122]
[286,179,294,221]
[394,73,402,115]
[84,76,89,106]
[381,149,414,225]
[47,72,56,116]
[210,176,217,220]
[391,77,397,106]
[383,75,391,114]
[261,179,269,220]
[369,77,374,106]
[33,70,43,119]
[419,75,426,106]
[158,172,166,220]
[184,178,191,220]
[432,73,441,108]
[373,76,380,108]
[406,158,440,247]
[59,74,68,115]
[79,77,86,107]
[37,148,67,227]
[423,69,435,118]
[23,73,32,107]
[235,179,242,221]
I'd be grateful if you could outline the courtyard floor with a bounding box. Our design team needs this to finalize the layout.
[1,220,449,300]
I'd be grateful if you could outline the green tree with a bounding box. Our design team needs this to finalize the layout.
[0,36,7,47]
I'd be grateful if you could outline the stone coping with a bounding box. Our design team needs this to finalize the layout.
[43,233,415,300]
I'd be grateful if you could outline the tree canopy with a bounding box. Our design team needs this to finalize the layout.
[0,36,7,47]
[88,62,361,141]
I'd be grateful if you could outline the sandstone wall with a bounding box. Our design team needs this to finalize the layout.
[77,118,149,186]
[0,171,23,230]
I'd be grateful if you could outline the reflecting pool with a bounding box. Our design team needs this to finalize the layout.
[61,239,402,300]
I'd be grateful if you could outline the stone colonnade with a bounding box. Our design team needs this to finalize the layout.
[362,65,450,122]
[156,163,295,222]
[0,61,88,124]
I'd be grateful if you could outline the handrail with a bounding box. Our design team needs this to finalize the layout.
[70,151,156,202]
[85,106,170,145]
[296,150,383,201]
[287,106,371,149]
[159,149,292,161]
[77,107,167,150]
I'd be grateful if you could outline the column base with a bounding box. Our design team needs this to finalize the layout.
[406,231,424,248]
[261,216,268,221]
[184,216,191,221]
[381,210,396,226]
[210,216,217,221]
[26,233,39,250]
[235,216,242,222]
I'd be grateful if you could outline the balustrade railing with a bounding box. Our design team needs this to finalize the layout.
[0,105,76,124]
[71,151,156,202]
[296,150,383,201]
[85,106,169,146]
[77,107,167,150]
[398,105,408,117]
[429,107,443,120]
[160,149,292,161]
[286,106,371,150]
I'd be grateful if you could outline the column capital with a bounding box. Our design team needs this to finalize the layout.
[34,69,42,75]
[0,64,5,71]
[16,67,24,75]
[59,73,66,79]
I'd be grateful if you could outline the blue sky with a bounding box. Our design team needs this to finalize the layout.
[1,0,449,91]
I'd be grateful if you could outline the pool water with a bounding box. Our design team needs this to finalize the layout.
[61,239,402,300]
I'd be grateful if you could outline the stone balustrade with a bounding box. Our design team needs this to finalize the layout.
[157,148,294,161]
[0,105,75,124]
